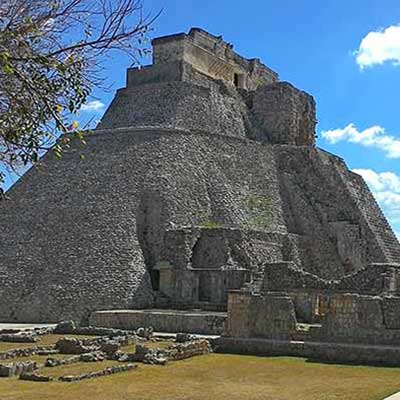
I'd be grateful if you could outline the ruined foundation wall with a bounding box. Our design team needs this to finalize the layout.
[223,291,400,352]
[225,291,296,339]
[306,293,400,345]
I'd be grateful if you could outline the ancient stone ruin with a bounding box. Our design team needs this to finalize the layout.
[1,27,400,363]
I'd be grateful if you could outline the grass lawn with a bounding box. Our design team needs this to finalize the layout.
[0,354,400,400]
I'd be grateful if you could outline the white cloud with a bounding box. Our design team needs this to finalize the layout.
[81,100,105,112]
[353,169,400,231]
[321,123,400,159]
[355,24,400,68]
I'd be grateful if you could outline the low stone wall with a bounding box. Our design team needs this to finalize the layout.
[53,320,135,336]
[20,372,53,382]
[90,309,226,335]
[0,346,57,361]
[0,333,38,343]
[216,337,400,366]
[59,364,137,382]
[168,339,211,360]
[0,361,37,377]
[225,291,296,339]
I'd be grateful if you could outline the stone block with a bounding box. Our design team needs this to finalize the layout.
[251,82,316,145]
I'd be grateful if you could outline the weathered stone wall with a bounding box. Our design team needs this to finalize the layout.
[90,309,226,335]
[311,293,400,345]
[225,291,296,339]
[215,337,400,366]
[156,229,287,304]
[224,290,400,347]
[98,81,249,139]
[2,27,399,324]
[127,61,220,90]
[273,146,399,279]
[0,128,288,322]
[2,125,398,321]
[152,28,278,90]
[261,262,400,322]
[251,82,316,145]
[262,262,400,294]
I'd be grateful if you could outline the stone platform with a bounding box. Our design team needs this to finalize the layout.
[216,337,400,367]
[90,309,227,335]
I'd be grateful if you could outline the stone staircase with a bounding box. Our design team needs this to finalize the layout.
[317,149,400,264]
[344,170,400,263]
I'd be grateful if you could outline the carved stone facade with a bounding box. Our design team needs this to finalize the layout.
[151,28,278,90]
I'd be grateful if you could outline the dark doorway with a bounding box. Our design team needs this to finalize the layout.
[198,273,211,302]
[234,73,245,89]
[150,269,160,291]
[234,73,239,87]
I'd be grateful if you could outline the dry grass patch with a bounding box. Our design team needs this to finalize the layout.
[0,354,400,400]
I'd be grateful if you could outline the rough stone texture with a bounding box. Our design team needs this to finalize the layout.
[166,339,211,360]
[99,82,250,139]
[224,289,400,349]
[0,27,399,325]
[215,337,400,367]
[225,291,296,339]
[20,372,53,382]
[0,333,38,343]
[0,361,37,377]
[45,355,81,367]
[0,346,56,361]
[151,28,278,91]
[54,321,76,334]
[251,82,317,145]
[55,337,97,355]
[58,363,137,382]
[91,309,226,335]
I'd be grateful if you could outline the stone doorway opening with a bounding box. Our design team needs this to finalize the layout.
[150,269,160,291]
[234,73,246,89]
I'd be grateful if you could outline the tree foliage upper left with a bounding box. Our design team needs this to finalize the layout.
[0,0,157,197]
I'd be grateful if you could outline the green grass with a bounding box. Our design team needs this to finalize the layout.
[1,354,400,400]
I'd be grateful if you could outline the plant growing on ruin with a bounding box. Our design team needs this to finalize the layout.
[200,219,222,229]
[0,0,159,198]
[242,195,272,230]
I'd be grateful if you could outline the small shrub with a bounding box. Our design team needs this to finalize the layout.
[200,220,222,229]
[242,195,272,230]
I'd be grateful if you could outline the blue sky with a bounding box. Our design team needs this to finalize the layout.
[4,0,400,237]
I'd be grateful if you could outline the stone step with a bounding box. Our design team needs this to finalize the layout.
[91,309,227,335]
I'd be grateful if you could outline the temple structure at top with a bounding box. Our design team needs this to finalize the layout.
[127,27,278,91]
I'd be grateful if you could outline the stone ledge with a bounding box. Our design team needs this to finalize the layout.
[90,309,227,335]
[215,337,400,367]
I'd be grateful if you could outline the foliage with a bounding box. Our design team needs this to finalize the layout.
[0,0,159,197]
[199,219,222,229]
[242,194,272,230]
